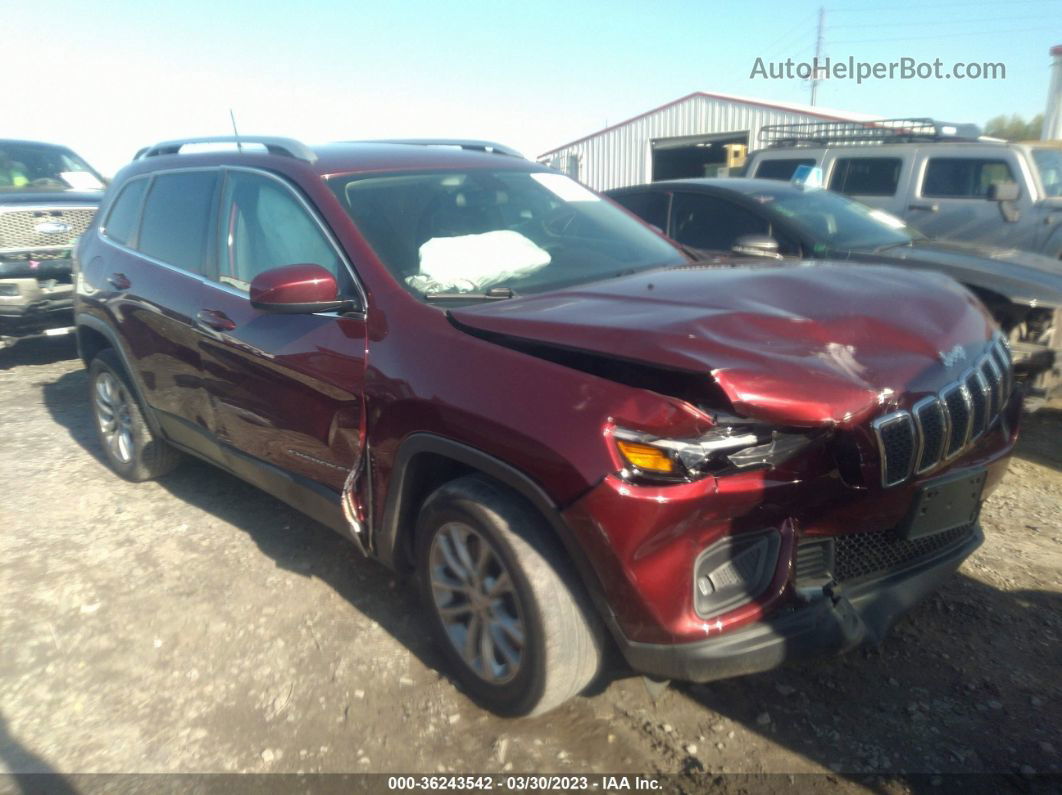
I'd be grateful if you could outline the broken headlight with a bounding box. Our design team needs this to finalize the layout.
[613,420,819,482]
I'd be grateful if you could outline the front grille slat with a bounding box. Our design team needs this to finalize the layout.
[869,336,1012,486]
[942,383,972,458]
[0,206,96,254]
[993,339,1013,400]
[913,397,946,473]
[965,370,988,440]
[982,357,1002,418]
[873,412,916,487]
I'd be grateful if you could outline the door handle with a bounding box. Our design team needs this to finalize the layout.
[908,202,939,213]
[195,309,236,332]
[107,273,131,289]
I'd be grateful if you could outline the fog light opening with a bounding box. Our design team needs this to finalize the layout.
[692,530,781,620]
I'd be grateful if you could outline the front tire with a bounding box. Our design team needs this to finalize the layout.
[88,349,181,481]
[415,475,602,716]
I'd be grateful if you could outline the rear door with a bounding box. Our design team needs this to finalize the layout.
[98,170,220,458]
[194,167,368,494]
[826,155,907,213]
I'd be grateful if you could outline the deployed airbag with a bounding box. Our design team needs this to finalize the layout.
[408,230,550,294]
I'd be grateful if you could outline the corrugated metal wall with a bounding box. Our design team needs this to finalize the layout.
[541,94,855,191]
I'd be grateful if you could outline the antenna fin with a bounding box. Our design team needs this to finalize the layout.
[229,109,243,153]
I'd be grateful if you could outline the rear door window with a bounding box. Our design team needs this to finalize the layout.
[610,191,669,231]
[102,178,148,246]
[670,192,801,255]
[921,158,1018,198]
[754,158,816,181]
[829,157,902,196]
[670,192,777,251]
[138,171,218,272]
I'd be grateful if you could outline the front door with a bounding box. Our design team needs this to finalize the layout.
[905,153,1036,250]
[193,168,368,496]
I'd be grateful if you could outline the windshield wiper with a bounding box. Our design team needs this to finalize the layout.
[424,286,517,302]
[871,240,914,253]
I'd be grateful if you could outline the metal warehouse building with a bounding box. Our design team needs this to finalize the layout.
[538,91,879,191]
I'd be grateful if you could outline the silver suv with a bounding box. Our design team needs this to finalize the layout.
[743,119,1062,261]
[0,140,104,348]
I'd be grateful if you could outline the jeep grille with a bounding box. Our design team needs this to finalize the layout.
[871,336,1012,487]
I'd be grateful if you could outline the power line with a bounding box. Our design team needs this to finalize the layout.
[763,24,819,62]
[832,25,1046,44]
[760,16,819,58]
[828,0,1060,11]
[829,14,1050,29]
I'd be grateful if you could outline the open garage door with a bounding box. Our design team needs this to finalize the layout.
[651,132,749,181]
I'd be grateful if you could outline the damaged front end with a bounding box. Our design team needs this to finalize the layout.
[450,264,1019,677]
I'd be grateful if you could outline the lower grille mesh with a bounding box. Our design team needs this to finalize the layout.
[832,524,974,582]
[795,524,975,585]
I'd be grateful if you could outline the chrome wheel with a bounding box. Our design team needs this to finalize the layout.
[429,521,525,684]
[94,371,134,464]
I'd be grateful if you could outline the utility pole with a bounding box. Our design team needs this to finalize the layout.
[810,6,825,106]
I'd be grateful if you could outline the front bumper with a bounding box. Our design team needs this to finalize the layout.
[0,276,75,336]
[620,523,982,682]
[0,257,74,280]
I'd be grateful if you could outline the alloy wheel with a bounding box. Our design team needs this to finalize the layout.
[94,372,134,464]
[428,521,526,684]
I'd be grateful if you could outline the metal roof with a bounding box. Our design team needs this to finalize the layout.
[539,91,880,158]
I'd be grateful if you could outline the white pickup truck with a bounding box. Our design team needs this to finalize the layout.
[743,119,1062,261]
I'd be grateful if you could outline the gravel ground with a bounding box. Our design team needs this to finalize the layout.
[1,336,1059,792]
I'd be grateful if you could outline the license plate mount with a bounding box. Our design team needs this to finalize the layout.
[899,468,987,540]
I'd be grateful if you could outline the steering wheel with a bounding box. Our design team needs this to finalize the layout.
[542,206,578,237]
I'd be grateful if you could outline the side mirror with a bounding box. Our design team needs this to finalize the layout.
[732,234,783,259]
[249,264,353,314]
[986,181,1019,202]
[986,181,1021,223]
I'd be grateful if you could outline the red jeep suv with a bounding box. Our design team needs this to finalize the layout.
[74,136,1019,716]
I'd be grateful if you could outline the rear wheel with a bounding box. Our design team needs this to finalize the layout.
[415,475,602,716]
[88,349,181,481]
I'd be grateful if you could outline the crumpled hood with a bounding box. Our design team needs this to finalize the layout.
[857,239,1062,307]
[450,263,996,426]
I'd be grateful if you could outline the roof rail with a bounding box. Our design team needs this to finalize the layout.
[759,118,983,148]
[353,139,525,158]
[137,136,317,163]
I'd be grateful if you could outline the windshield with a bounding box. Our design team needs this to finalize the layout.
[752,186,917,251]
[1032,148,1062,198]
[327,169,684,298]
[0,141,105,192]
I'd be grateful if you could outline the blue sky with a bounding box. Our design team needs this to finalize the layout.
[7,0,1061,174]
